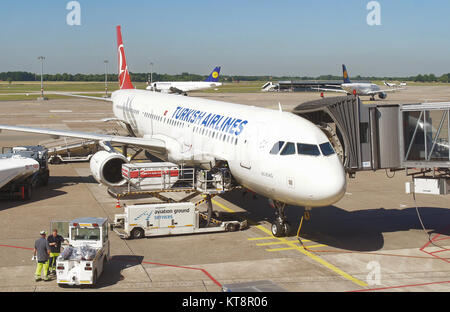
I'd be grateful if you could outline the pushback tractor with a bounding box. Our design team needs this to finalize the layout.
[52,218,110,286]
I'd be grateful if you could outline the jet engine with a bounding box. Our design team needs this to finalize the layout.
[378,92,387,99]
[89,150,128,187]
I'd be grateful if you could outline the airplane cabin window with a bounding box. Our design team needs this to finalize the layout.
[297,143,321,156]
[280,142,296,155]
[319,142,336,156]
[270,141,285,155]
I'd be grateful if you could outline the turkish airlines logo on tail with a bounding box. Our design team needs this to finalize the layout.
[116,25,133,90]
[118,44,128,89]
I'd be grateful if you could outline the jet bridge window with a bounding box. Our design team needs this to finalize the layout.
[269,141,285,155]
[403,110,449,161]
[319,142,336,156]
[297,143,321,156]
[280,142,296,155]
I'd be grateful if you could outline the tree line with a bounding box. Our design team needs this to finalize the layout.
[1,71,450,83]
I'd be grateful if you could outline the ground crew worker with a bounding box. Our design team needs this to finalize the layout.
[33,230,50,281]
[47,229,65,275]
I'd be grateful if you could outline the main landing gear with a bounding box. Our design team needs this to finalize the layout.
[269,199,290,237]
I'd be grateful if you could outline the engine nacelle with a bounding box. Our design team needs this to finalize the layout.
[378,92,387,99]
[89,150,128,187]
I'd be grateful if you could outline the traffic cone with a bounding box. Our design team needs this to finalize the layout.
[115,198,121,208]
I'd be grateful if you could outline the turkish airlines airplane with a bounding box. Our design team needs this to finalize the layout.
[315,64,403,100]
[146,66,222,94]
[0,26,346,237]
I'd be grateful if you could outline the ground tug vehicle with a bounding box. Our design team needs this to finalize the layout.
[53,218,110,286]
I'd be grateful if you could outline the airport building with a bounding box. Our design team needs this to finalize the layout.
[262,80,370,92]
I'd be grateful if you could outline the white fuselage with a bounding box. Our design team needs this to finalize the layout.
[146,81,222,93]
[341,83,381,96]
[111,89,346,207]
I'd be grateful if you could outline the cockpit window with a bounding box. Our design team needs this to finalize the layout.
[280,142,296,155]
[319,142,336,156]
[269,141,285,155]
[297,143,321,156]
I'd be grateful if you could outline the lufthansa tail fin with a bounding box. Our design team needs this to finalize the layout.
[116,25,134,89]
[342,64,351,83]
[204,66,221,82]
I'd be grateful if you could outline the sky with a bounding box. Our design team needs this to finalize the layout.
[1,0,450,77]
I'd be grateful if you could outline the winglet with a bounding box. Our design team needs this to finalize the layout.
[116,25,134,90]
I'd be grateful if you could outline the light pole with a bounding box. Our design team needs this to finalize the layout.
[149,62,154,85]
[104,60,109,97]
[37,56,45,99]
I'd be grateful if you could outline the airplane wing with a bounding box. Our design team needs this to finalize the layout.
[0,124,166,151]
[169,86,185,94]
[311,87,348,94]
[366,88,405,95]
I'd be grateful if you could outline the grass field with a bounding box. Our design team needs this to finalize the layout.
[0,81,266,100]
[1,80,449,101]
[0,81,148,93]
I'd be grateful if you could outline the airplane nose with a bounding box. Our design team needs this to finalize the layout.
[301,158,346,206]
[319,164,346,205]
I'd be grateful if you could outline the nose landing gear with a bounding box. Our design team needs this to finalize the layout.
[269,199,290,237]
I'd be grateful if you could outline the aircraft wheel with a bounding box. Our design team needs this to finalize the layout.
[282,222,290,236]
[271,222,284,237]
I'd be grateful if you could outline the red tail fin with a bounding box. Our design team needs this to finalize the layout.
[116,25,134,90]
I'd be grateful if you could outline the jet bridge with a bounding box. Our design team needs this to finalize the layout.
[293,96,450,194]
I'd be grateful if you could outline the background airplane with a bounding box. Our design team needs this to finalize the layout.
[0,26,346,237]
[146,66,222,95]
[315,64,404,100]
[384,81,407,88]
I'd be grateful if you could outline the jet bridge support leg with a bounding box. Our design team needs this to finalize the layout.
[270,200,290,237]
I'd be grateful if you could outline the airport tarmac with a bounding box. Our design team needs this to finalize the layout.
[0,86,450,292]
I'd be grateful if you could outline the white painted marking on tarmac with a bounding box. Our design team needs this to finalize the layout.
[63,120,104,123]
[49,110,72,113]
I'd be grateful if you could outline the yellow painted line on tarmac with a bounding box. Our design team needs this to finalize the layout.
[255,225,368,287]
[212,198,368,287]
[250,236,311,243]
[258,241,294,246]
[257,240,312,246]
[303,244,326,249]
[248,236,277,241]
[266,247,297,252]
[212,199,235,213]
